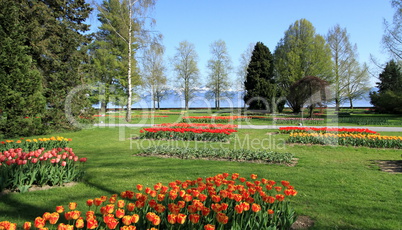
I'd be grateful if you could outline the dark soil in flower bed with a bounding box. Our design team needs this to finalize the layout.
[374,160,402,174]
[291,215,315,229]
[0,182,78,196]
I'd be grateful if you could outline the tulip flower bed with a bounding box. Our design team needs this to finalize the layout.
[139,127,237,142]
[287,132,402,148]
[154,123,238,129]
[0,147,87,193]
[140,146,295,164]
[94,115,168,119]
[1,173,297,230]
[337,117,388,125]
[279,127,378,135]
[181,116,250,123]
[273,118,325,125]
[0,136,72,152]
[141,111,184,115]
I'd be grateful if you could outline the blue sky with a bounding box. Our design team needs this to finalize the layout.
[88,0,395,87]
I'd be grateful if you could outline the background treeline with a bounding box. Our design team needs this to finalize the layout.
[0,0,401,138]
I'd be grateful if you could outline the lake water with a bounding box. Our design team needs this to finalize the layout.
[96,89,373,109]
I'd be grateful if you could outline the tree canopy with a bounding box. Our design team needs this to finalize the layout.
[206,40,232,110]
[172,41,200,110]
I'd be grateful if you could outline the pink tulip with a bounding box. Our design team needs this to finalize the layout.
[31,158,38,164]
[61,161,67,167]
[79,158,87,162]
[73,156,79,162]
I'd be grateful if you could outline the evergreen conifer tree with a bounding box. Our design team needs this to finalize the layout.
[0,0,46,137]
[370,60,402,113]
[243,42,278,111]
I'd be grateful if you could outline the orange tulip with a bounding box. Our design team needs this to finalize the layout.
[281,180,290,187]
[64,212,72,221]
[105,218,118,230]
[250,174,258,180]
[152,215,161,226]
[204,224,215,230]
[105,204,115,214]
[131,214,139,224]
[211,195,221,203]
[49,212,60,225]
[135,200,145,209]
[276,194,285,202]
[70,211,81,220]
[167,214,177,224]
[127,203,135,212]
[216,212,228,224]
[86,218,98,230]
[86,199,93,207]
[202,207,210,216]
[176,213,186,224]
[268,209,274,215]
[86,211,95,219]
[117,200,126,208]
[153,182,162,191]
[57,223,67,230]
[122,216,132,226]
[234,204,243,214]
[116,209,125,219]
[94,198,103,206]
[34,217,45,229]
[155,204,166,213]
[189,214,200,224]
[55,206,64,213]
[42,212,51,221]
[75,218,84,229]
[68,202,77,210]
[242,202,250,211]
[23,222,31,230]
[251,203,261,212]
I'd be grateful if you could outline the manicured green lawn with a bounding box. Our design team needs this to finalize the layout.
[0,127,401,229]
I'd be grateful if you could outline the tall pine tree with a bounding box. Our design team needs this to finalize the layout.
[0,0,46,137]
[26,0,94,131]
[243,42,278,111]
[370,60,402,113]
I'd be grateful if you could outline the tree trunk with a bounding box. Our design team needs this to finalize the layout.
[308,105,314,118]
[125,1,133,122]
[335,98,340,111]
[349,98,354,109]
